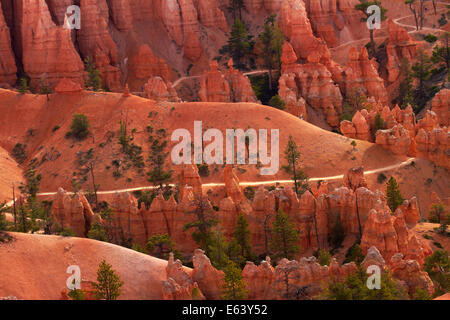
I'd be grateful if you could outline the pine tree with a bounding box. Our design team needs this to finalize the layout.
[431,32,449,72]
[284,135,308,197]
[147,127,172,196]
[424,250,450,296]
[18,77,29,94]
[84,57,102,91]
[208,228,231,270]
[226,19,252,69]
[228,0,245,21]
[373,113,385,132]
[146,233,182,261]
[412,49,433,110]
[398,58,415,109]
[318,249,332,266]
[0,201,8,231]
[233,213,254,262]
[270,210,300,260]
[258,14,284,90]
[221,261,248,300]
[354,0,387,56]
[386,177,404,213]
[91,260,123,300]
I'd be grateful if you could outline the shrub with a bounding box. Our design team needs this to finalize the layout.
[67,114,90,140]
[243,186,255,200]
[18,77,29,94]
[424,34,438,43]
[318,249,332,266]
[12,143,27,164]
[197,163,210,177]
[268,95,286,110]
[377,173,387,184]
[328,219,345,249]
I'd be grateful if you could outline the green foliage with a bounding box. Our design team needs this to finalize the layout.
[424,34,437,43]
[233,214,254,264]
[413,288,432,300]
[131,243,148,254]
[268,94,286,110]
[317,249,332,266]
[147,127,173,195]
[117,120,145,169]
[221,261,248,300]
[249,74,277,105]
[398,58,415,109]
[373,113,385,133]
[222,19,252,69]
[68,289,86,300]
[270,210,300,260]
[243,186,255,200]
[12,143,27,164]
[85,57,102,91]
[284,135,308,197]
[87,223,109,242]
[227,0,245,20]
[429,203,446,223]
[257,14,284,89]
[344,243,365,265]
[146,234,182,260]
[197,163,210,177]
[208,228,232,270]
[0,202,9,231]
[328,219,345,249]
[424,250,450,297]
[354,0,387,56]
[438,14,448,27]
[91,260,123,300]
[67,114,90,140]
[136,190,156,210]
[431,33,449,72]
[39,77,52,95]
[323,266,407,300]
[60,227,76,237]
[377,172,387,184]
[412,49,434,111]
[18,77,29,94]
[386,177,404,213]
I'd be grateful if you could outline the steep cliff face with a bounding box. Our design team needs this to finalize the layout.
[198,60,258,103]
[13,0,85,89]
[0,1,16,86]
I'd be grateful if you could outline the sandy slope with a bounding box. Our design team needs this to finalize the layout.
[0,232,176,300]
[0,146,23,202]
[0,88,405,194]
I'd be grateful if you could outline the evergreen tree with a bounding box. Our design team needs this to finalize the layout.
[431,32,449,72]
[344,243,365,265]
[373,113,385,132]
[270,210,300,260]
[208,228,231,270]
[87,223,109,242]
[68,113,91,140]
[354,0,387,56]
[221,261,248,300]
[386,177,404,213]
[317,249,332,266]
[268,94,286,110]
[84,57,102,91]
[147,127,173,197]
[228,0,245,21]
[284,135,308,197]
[91,260,123,300]
[146,233,182,261]
[184,195,219,253]
[225,19,252,69]
[412,49,433,110]
[424,250,449,297]
[233,213,254,262]
[258,14,284,90]
[18,77,29,94]
[324,266,407,300]
[0,201,8,231]
[398,58,415,109]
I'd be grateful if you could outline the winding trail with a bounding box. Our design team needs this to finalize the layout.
[30,157,416,198]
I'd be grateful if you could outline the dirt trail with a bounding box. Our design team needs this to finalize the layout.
[33,158,416,197]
